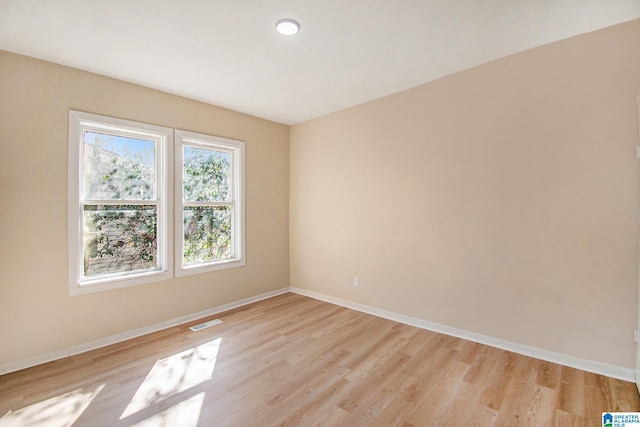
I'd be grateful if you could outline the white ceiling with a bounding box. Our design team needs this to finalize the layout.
[1,1,639,125]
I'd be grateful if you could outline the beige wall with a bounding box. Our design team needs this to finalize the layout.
[290,19,640,369]
[0,51,289,368]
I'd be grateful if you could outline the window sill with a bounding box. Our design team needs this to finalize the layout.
[70,270,173,296]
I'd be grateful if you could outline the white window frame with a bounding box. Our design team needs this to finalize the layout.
[175,130,245,276]
[68,110,173,295]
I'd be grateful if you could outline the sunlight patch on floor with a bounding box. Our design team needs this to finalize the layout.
[0,384,105,427]
[121,338,221,419]
[130,392,205,427]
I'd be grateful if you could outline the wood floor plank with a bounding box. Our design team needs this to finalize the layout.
[555,408,584,427]
[404,359,470,425]
[477,351,516,412]
[1,293,638,426]
[535,360,562,390]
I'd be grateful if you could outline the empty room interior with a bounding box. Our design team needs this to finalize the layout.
[2,1,640,426]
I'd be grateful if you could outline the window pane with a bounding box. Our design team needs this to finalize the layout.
[183,146,230,202]
[83,205,158,277]
[183,206,232,265]
[83,131,156,200]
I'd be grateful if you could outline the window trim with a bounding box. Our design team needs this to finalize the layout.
[68,110,174,296]
[174,130,246,277]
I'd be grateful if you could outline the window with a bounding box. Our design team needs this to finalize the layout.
[175,130,245,276]
[68,111,173,295]
[69,113,245,294]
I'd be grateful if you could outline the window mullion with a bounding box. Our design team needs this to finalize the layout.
[82,199,161,206]
[182,201,232,208]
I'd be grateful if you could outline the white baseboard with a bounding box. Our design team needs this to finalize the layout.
[0,287,289,376]
[290,287,635,382]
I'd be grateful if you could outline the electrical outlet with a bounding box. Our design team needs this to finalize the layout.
[353,277,359,287]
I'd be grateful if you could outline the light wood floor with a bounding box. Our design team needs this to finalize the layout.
[1,293,639,426]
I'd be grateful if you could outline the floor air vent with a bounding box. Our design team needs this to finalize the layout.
[190,319,223,332]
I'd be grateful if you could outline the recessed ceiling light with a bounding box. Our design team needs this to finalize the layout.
[276,18,300,36]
